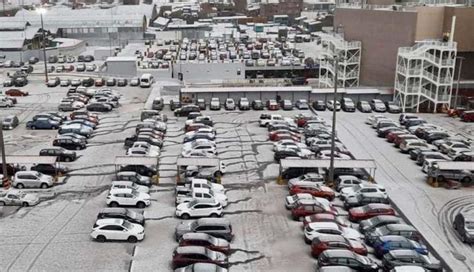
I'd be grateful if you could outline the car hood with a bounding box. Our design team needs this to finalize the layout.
[176,202,189,211]
[22,193,40,203]
[341,187,356,195]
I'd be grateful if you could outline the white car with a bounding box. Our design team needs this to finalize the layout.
[340,183,386,200]
[318,151,352,160]
[183,139,216,151]
[110,181,149,194]
[288,173,325,189]
[285,193,314,209]
[0,190,40,206]
[365,114,387,126]
[175,199,223,219]
[326,100,341,111]
[422,157,450,173]
[129,142,160,157]
[181,149,217,158]
[304,222,362,244]
[185,127,216,137]
[180,178,225,193]
[127,147,154,157]
[335,175,366,192]
[176,188,228,207]
[273,140,308,151]
[12,171,54,189]
[91,218,144,243]
[106,188,151,208]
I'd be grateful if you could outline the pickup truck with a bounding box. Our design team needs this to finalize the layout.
[175,188,228,207]
[259,114,283,127]
[0,190,40,206]
[176,178,225,194]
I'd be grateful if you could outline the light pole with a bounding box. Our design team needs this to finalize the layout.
[453,56,464,109]
[328,55,339,186]
[0,120,8,187]
[37,8,48,83]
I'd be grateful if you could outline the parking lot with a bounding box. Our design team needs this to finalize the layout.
[0,74,473,272]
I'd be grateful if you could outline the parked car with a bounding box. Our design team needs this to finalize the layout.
[0,190,39,207]
[317,249,379,271]
[53,137,86,150]
[175,105,200,117]
[210,98,221,110]
[295,99,309,109]
[291,198,336,221]
[178,233,230,254]
[26,118,60,129]
[341,97,356,112]
[252,100,264,110]
[312,100,326,111]
[175,218,233,242]
[171,246,228,269]
[281,99,293,110]
[365,224,421,245]
[238,97,250,110]
[1,115,19,130]
[5,88,28,96]
[311,235,368,257]
[326,100,341,111]
[39,147,77,162]
[224,98,235,110]
[373,235,428,258]
[267,99,280,110]
[357,101,372,113]
[348,203,396,222]
[87,103,113,112]
[382,249,442,271]
[12,171,54,189]
[344,192,390,209]
[359,215,402,234]
[385,101,402,113]
[91,218,144,243]
[453,211,474,244]
[461,110,474,122]
[106,188,151,208]
[116,171,152,187]
[97,208,145,226]
[370,99,387,112]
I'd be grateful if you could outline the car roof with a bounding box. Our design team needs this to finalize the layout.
[175,246,207,255]
[95,218,124,226]
[388,249,419,257]
[315,234,347,243]
[366,203,392,209]
[386,224,416,231]
[308,222,339,229]
[109,188,134,194]
[181,232,213,240]
[322,249,355,258]
[16,171,39,175]
[100,208,127,214]
[378,235,409,242]
[197,217,231,226]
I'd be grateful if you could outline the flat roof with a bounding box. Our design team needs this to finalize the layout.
[182,86,312,93]
[114,156,158,166]
[106,56,137,62]
[0,156,57,164]
[280,159,377,169]
[435,161,474,171]
[176,157,220,167]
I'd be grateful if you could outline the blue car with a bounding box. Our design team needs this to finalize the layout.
[26,118,60,129]
[373,235,428,258]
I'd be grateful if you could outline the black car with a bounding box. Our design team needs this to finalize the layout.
[405,118,427,128]
[318,249,379,271]
[120,165,157,177]
[53,137,86,150]
[39,147,77,162]
[77,55,85,62]
[359,215,402,234]
[291,77,306,85]
[382,249,442,271]
[252,100,264,110]
[344,192,389,209]
[117,78,128,87]
[183,133,215,143]
[87,103,112,112]
[312,100,326,111]
[274,149,302,162]
[97,208,145,226]
[357,101,372,113]
[341,98,356,112]
[31,164,68,175]
[76,63,86,72]
[84,55,94,62]
[453,152,474,162]
[174,105,200,117]
[385,101,402,113]
[425,131,450,143]
[170,100,182,111]
[106,78,117,86]
[81,77,94,87]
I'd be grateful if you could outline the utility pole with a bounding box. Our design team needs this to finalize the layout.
[453,56,464,109]
[0,121,9,188]
[328,56,339,186]
[39,10,49,83]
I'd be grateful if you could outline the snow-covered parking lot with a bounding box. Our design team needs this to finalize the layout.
[0,81,473,271]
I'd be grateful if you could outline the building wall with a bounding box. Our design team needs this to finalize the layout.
[173,62,245,82]
[335,8,417,86]
[443,7,474,52]
[415,6,445,41]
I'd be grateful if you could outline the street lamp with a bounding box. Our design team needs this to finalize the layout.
[320,54,341,185]
[37,7,49,83]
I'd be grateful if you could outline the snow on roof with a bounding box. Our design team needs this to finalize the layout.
[106,56,137,62]
[435,161,474,171]
[182,86,312,93]
[176,157,220,167]
[114,156,158,166]
[0,155,57,164]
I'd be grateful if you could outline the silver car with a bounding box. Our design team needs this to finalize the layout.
[12,171,54,189]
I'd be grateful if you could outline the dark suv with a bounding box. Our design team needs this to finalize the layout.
[39,147,77,162]
[174,105,200,117]
[53,137,87,150]
[317,249,379,271]
[341,97,355,112]
[382,249,442,271]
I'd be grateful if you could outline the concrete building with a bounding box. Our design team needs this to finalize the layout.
[317,31,361,88]
[260,0,304,22]
[334,4,474,87]
[394,40,457,112]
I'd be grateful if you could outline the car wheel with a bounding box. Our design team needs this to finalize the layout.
[210,213,219,218]
[127,236,138,243]
[65,157,71,162]
[31,126,36,130]
[214,171,223,178]
[438,176,445,182]
[96,235,106,243]
[0,201,5,206]
[109,202,119,207]
[22,202,29,207]
[16,183,25,189]
[181,213,190,220]
[40,183,49,189]
[461,177,471,184]
[136,202,145,208]
[76,146,81,150]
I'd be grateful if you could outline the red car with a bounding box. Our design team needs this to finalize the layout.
[267,100,280,110]
[269,130,301,141]
[348,203,395,222]
[178,233,230,254]
[271,133,300,142]
[461,110,474,122]
[295,114,318,127]
[386,130,406,143]
[70,111,99,124]
[290,185,335,201]
[95,78,105,87]
[6,89,29,96]
[311,235,368,258]
[303,213,345,227]
[185,123,208,132]
[172,246,228,269]
[393,134,417,147]
[291,199,337,221]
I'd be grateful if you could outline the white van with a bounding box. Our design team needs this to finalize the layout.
[140,74,154,88]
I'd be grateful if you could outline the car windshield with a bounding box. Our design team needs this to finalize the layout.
[35,172,43,178]
[126,210,138,219]
[122,220,133,230]
[305,225,314,232]
[132,190,140,197]
[188,199,198,207]
[377,226,390,235]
